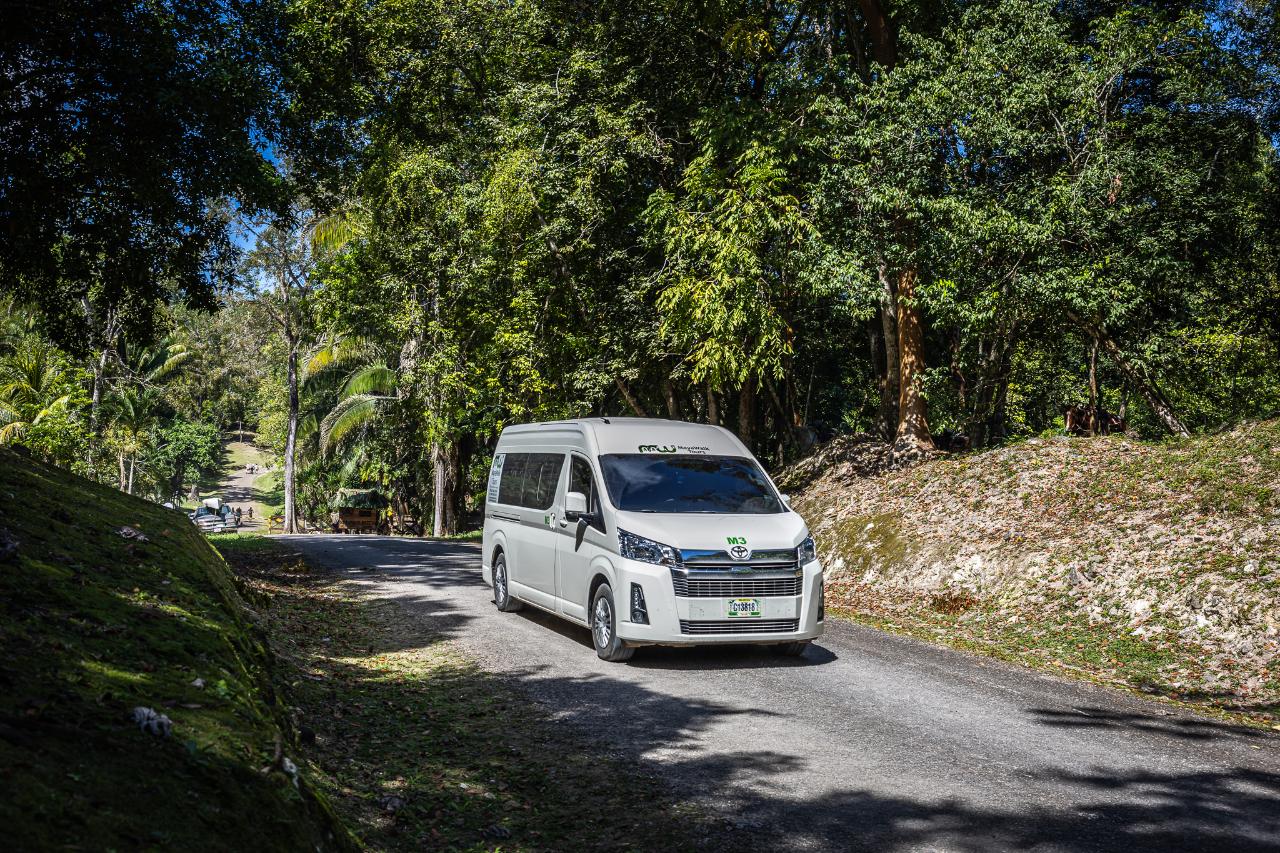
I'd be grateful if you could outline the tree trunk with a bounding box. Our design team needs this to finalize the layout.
[737,376,756,449]
[1069,312,1189,437]
[1087,340,1099,435]
[430,441,461,538]
[706,382,720,425]
[969,336,1010,449]
[876,266,900,440]
[432,443,446,538]
[428,441,461,538]
[662,377,681,420]
[857,0,897,68]
[614,377,648,417]
[895,265,933,449]
[117,450,127,491]
[127,455,136,495]
[282,340,300,533]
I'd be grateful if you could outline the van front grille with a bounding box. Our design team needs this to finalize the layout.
[672,575,803,598]
[678,619,800,635]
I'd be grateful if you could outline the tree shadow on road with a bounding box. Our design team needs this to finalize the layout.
[233,538,1280,853]
[1028,705,1266,741]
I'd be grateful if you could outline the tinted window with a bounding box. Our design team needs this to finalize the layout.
[496,452,563,509]
[497,454,528,506]
[569,456,605,531]
[599,454,783,514]
[523,453,563,509]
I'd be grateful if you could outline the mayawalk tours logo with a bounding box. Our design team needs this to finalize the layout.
[638,444,677,453]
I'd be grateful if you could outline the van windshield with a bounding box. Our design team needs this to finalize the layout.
[599,454,784,514]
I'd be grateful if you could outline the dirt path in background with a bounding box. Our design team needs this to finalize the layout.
[211,441,272,531]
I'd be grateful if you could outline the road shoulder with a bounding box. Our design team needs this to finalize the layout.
[217,535,749,852]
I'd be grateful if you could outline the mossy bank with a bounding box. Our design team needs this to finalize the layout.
[0,448,351,849]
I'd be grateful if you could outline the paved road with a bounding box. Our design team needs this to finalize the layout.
[281,535,1280,853]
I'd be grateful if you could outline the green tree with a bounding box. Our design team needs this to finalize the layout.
[0,0,296,343]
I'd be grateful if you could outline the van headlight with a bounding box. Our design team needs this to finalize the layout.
[798,536,817,564]
[618,529,681,566]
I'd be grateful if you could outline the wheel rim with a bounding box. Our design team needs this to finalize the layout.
[593,595,612,649]
[495,560,507,604]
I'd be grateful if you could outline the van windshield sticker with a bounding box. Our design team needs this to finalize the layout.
[637,443,711,455]
[487,454,504,504]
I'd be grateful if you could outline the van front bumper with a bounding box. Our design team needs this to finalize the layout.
[613,557,824,646]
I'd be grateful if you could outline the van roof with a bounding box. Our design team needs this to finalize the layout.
[498,417,751,458]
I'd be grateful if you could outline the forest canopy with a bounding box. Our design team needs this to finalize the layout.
[2,0,1278,533]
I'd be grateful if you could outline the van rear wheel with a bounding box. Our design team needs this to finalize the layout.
[590,583,634,662]
[493,553,522,612]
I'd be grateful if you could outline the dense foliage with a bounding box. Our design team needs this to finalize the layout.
[3,0,1278,533]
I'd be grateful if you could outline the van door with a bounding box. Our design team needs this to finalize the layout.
[555,454,607,623]
[509,452,564,608]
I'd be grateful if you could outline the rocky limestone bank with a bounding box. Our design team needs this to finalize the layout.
[781,422,1280,724]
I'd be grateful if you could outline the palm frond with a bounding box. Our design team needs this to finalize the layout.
[152,346,192,380]
[309,211,364,254]
[304,335,371,378]
[31,394,70,425]
[341,365,396,398]
[320,394,385,452]
[0,420,26,444]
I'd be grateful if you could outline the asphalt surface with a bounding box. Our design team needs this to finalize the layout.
[280,534,1280,853]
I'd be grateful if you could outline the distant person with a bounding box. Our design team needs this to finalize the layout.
[247,506,254,520]
[234,507,242,527]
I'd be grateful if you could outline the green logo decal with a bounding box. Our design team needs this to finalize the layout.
[726,536,746,545]
[638,444,677,453]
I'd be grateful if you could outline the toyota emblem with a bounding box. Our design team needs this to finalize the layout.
[729,544,750,561]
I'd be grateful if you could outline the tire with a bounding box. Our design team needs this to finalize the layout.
[590,583,634,662]
[773,641,810,657]
[493,553,523,612]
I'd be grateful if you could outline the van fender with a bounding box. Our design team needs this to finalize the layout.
[484,529,509,587]
[586,556,619,615]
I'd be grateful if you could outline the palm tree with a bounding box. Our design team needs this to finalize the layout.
[319,365,397,452]
[0,336,73,445]
[104,388,161,493]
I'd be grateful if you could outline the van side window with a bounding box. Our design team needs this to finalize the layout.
[497,454,528,506]
[522,453,563,509]
[497,452,564,510]
[569,456,605,532]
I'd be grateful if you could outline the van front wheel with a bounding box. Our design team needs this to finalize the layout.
[493,554,522,612]
[590,583,634,662]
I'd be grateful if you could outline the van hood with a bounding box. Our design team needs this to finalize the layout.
[612,510,809,554]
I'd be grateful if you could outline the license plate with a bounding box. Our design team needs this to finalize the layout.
[727,598,761,618]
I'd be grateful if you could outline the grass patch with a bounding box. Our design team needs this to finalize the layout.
[429,529,483,542]
[218,537,739,852]
[255,469,285,516]
[0,449,351,850]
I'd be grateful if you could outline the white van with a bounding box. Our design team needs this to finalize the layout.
[481,418,823,662]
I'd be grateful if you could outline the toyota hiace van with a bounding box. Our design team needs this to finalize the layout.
[481,418,824,661]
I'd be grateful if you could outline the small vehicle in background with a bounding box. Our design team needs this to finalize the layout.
[189,498,237,535]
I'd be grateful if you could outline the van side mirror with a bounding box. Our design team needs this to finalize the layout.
[564,491,588,518]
